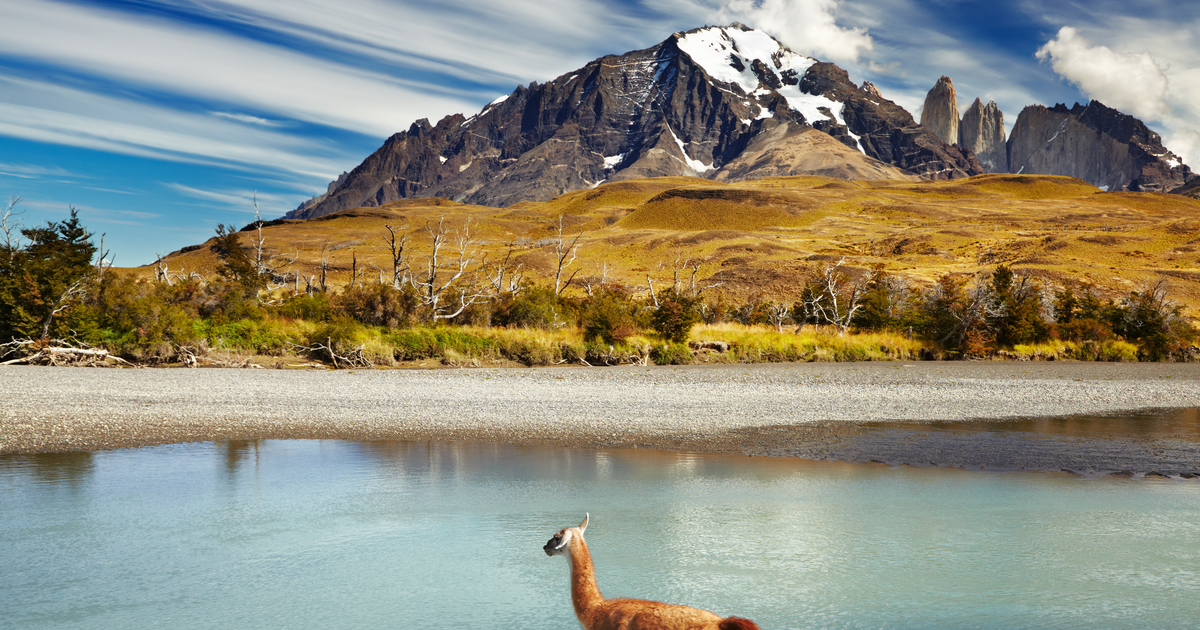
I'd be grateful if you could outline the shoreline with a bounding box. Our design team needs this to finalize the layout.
[4,361,1200,475]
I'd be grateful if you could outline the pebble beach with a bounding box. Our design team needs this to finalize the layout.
[4,361,1200,475]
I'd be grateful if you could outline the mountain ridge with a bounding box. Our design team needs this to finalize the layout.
[288,24,981,220]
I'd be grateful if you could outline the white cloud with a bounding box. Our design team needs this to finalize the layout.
[1165,129,1200,173]
[0,74,350,179]
[1035,26,1171,122]
[710,0,874,64]
[0,162,74,179]
[212,112,280,127]
[169,0,633,87]
[165,183,294,216]
[0,0,478,138]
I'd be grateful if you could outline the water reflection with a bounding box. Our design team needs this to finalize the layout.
[3,429,1200,629]
[875,407,1200,439]
[0,451,94,491]
[221,440,261,475]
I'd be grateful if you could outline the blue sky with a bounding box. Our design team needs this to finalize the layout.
[2,0,1197,266]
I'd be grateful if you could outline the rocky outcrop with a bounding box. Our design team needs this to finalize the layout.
[959,98,1007,173]
[1007,101,1192,192]
[920,76,959,146]
[713,122,920,182]
[1171,178,1200,199]
[288,25,981,219]
[799,64,982,180]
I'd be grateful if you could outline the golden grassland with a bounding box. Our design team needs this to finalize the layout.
[145,173,1200,317]
[199,319,929,369]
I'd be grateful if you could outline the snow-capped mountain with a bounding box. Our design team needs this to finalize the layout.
[289,24,982,219]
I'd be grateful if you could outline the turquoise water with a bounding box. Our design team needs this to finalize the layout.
[2,441,1199,630]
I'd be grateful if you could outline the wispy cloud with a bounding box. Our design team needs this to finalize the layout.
[0,0,480,137]
[0,74,351,178]
[165,182,296,216]
[0,162,75,179]
[211,112,282,127]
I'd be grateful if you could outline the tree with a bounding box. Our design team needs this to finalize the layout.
[0,207,97,341]
[918,272,990,355]
[211,223,263,289]
[649,289,699,343]
[986,265,1051,346]
[806,258,866,335]
[410,217,491,320]
[549,215,582,295]
[1115,278,1195,360]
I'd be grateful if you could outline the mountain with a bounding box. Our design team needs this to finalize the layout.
[919,76,959,146]
[1007,101,1192,192]
[958,98,1007,173]
[288,24,980,220]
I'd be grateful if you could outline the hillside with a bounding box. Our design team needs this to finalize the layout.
[287,24,979,219]
[156,173,1200,316]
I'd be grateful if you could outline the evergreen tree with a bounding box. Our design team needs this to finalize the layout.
[0,208,97,341]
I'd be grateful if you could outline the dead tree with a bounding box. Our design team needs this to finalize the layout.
[95,233,111,277]
[766,302,791,333]
[582,261,611,297]
[383,223,411,288]
[2,195,24,263]
[315,241,332,293]
[550,215,583,295]
[486,244,524,296]
[410,217,490,320]
[808,257,866,335]
[246,192,298,294]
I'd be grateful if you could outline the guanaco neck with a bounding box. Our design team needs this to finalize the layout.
[567,536,604,619]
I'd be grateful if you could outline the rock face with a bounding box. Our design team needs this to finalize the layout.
[1007,101,1193,192]
[959,98,1007,173]
[920,76,959,146]
[1170,177,1200,199]
[714,122,920,183]
[288,25,981,219]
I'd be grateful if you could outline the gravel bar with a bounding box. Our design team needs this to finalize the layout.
[3,362,1200,475]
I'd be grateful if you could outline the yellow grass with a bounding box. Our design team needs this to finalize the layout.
[141,173,1200,320]
[691,323,927,362]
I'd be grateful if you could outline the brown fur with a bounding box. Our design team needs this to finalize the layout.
[546,519,760,630]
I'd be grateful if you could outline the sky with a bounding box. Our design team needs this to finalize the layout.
[2,0,1198,266]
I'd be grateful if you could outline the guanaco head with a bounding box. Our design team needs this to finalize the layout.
[543,513,589,556]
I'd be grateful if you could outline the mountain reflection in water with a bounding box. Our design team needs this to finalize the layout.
[2,437,1199,630]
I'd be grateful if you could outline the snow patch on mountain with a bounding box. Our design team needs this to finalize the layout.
[677,26,861,154]
[667,125,713,173]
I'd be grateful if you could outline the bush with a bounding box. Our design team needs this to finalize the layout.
[492,285,562,329]
[650,342,693,365]
[334,283,418,328]
[581,289,638,344]
[277,292,333,322]
[650,290,700,343]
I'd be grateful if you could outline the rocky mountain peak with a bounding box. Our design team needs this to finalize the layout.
[286,26,981,219]
[959,98,1007,173]
[1008,100,1192,192]
[920,75,959,146]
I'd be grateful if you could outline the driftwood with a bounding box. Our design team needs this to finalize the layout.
[288,339,371,369]
[0,339,134,367]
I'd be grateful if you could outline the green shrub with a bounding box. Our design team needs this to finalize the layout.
[650,342,692,365]
[650,290,700,343]
[581,289,638,344]
[493,285,562,329]
[334,284,417,328]
[277,293,333,321]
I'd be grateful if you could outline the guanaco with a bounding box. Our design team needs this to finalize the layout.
[544,514,760,630]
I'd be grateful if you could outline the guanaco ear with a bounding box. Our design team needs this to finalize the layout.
[579,513,589,532]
